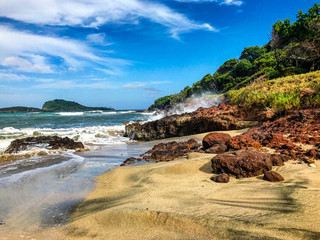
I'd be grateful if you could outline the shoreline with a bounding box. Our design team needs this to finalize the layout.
[1,129,319,239]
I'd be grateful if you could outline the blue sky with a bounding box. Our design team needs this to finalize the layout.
[0,0,317,109]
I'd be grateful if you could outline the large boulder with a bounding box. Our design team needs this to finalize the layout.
[211,149,287,178]
[4,136,84,154]
[202,132,231,149]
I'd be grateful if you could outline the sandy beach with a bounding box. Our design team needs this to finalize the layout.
[1,129,320,240]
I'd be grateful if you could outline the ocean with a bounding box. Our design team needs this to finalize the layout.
[0,110,155,232]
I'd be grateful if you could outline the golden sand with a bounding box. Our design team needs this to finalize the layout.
[1,129,320,240]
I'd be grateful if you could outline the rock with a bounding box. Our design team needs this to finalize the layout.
[125,103,256,141]
[263,171,284,182]
[307,149,318,159]
[120,157,140,166]
[210,174,229,183]
[121,139,201,166]
[300,87,316,99]
[4,136,84,154]
[309,163,317,168]
[226,134,262,150]
[262,133,297,150]
[202,133,231,149]
[205,143,228,154]
[211,149,274,178]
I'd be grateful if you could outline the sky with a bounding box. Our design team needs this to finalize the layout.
[0,0,317,109]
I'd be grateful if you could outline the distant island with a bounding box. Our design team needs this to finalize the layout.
[0,99,114,113]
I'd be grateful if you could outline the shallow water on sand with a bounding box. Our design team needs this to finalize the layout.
[0,142,153,235]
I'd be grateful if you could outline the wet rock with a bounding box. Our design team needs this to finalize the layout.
[120,157,140,166]
[125,103,256,141]
[211,149,276,178]
[121,139,201,166]
[226,135,262,150]
[202,132,231,150]
[263,171,284,182]
[210,174,229,183]
[4,136,84,154]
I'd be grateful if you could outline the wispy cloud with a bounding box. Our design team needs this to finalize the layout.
[33,80,117,90]
[0,0,215,38]
[0,26,130,74]
[0,72,29,81]
[175,0,243,6]
[123,81,169,89]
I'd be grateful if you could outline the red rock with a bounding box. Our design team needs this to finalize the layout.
[211,149,273,178]
[205,143,228,154]
[202,132,231,149]
[307,149,318,159]
[210,174,229,183]
[263,171,284,182]
[226,134,262,150]
[262,133,297,150]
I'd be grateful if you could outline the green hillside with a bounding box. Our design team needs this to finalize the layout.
[42,99,114,111]
[149,3,320,111]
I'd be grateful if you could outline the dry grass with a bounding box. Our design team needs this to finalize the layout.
[227,71,320,112]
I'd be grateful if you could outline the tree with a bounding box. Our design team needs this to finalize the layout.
[240,46,266,62]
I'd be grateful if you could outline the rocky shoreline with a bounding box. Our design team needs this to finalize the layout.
[122,103,319,183]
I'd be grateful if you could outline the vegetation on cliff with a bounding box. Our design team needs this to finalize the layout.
[149,4,320,111]
[0,107,42,113]
[227,71,320,112]
[42,99,114,111]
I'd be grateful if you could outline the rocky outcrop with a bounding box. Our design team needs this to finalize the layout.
[211,148,288,179]
[263,171,285,182]
[121,139,201,166]
[4,136,84,154]
[226,134,262,150]
[125,103,256,141]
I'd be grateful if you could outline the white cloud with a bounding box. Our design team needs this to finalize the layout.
[0,26,130,74]
[0,0,215,37]
[175,0,243,6]
[3,56,53,73]
[123,81,169,89]
[87,33,111,46]
[0,72,29,81]
[33,80,117,90]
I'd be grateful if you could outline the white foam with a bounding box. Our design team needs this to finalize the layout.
[57,112,84,116]
[101,111,117,115]
[0,125,130,152]
[0,153,84,185]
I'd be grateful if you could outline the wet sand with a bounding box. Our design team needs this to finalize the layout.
[1,129,320,240]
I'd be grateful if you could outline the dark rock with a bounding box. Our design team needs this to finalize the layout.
[263,171,285,182]
[226,135,262,150]
[125,103,256,141]
[202,132,231,150]
[205,143,228,154]
[5,136,84,154]
[307,149,318,159]
[211,149,274,178]
[121,139,201,166]
[210,174,229,183]
[120,157,140,166]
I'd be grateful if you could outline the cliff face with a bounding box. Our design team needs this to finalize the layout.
[125,103,257,141]
[42,99,114,111]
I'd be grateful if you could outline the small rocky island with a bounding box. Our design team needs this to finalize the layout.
[0,99,114,113]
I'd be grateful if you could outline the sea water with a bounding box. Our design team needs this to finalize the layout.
[0,110,153,232]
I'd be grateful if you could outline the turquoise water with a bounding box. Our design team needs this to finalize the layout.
[0,110,151,151]
[0,110,154,232]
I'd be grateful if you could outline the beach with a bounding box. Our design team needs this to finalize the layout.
[1,129,318,240]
